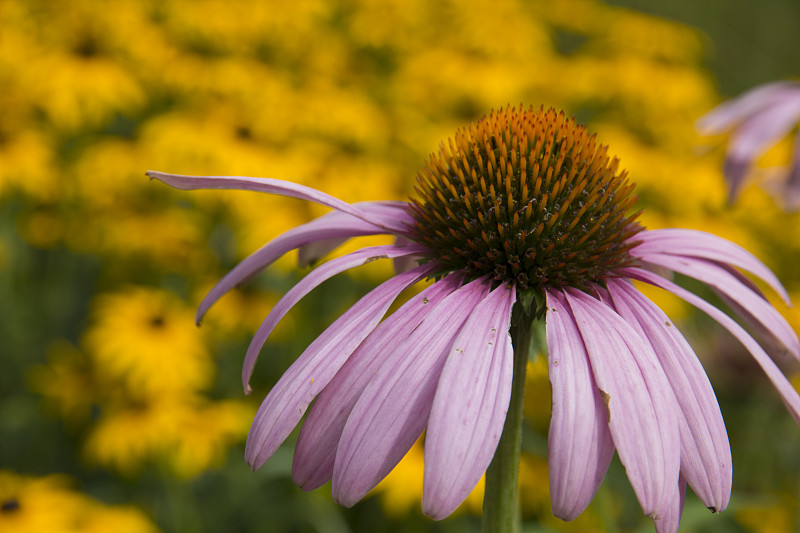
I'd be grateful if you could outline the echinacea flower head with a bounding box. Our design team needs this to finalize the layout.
[149,105,800,532]
[406,108,642,293]
[697,81,800,210]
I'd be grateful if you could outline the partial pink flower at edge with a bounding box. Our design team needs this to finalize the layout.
[697,81,800,210]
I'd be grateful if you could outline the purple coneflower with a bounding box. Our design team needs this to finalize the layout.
[149,106,799,532]
[697,81,800,209]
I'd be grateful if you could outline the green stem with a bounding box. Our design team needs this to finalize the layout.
[482,316,533,533]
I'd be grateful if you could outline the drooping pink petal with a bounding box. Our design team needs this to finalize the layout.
[347,200,416,235]
[607,279,731,513]
[654,476,687,533]
[198,205,416,324]
[713,290,794,365]
[696,82,800,134]
[332,278,490,508]
[564,288,681,519]
[630,228,790,305]
[636,252,799,360]
[719,94,800,199]
[422,283,516,520]
[624,267,800,427]
[544,290,615,520]
[292,273,464,491]
[391,235,423,275]
[242,243,426,393]
[244,264,433,470]
[726,96,800,164]
[718,262,769,300]
[297,237,350,268]
[147,171,409,233]
[297,202,416,267]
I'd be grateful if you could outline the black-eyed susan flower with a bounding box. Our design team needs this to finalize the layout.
[697,81,800,210]
[70,286,253,477]
[84,287,215,396]
[149,106,799,532]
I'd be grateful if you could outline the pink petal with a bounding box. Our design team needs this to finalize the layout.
[726,95,800,164]
[198,206,412,324]
[564,288,681,519]
[636,252,799,360]
[331,278,490,507]
[242,243,426,393]
[545,290,615,520]
[347,200,416,235]
[696,82,800,134]
[297,203,416,267]
[391,235,423,275]
[296,237,350,268]
[292,274,463,491]
[147,171,412,234]
[654,476,687,533]
[714,290,792,362]
[422,283,516,520]
[149,170,364,218]
[623,267,800,427]
[631,228,791,305]
[244,264,432,470]
[607,279,731,513]
[722,97,800,199]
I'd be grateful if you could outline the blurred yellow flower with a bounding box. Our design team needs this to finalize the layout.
[3,0,173,130]
[593,125,725,217]
[394,48,543,121]
[70,139,148,211]
[84,395,253,478]
[66,208,211,270]
[0,90,58,201]
[290,86,390,153]
[28,341,96,425]
[84,287,214,397]
[167,399,254,478]
[0,471,159,533]
[140,108,278,178]
[83,397,181,476]
[158,0,327,57]
[30,286,255,477]
[589,8,704,63]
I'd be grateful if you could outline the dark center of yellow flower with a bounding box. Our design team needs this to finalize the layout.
[73,32,101,59]
[407,106,643,292]
[1,498,20,513]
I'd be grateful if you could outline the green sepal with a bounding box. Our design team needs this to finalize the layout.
[516,287,536,316]
[514,287,546,321]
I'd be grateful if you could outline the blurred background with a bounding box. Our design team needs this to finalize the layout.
[2,0,800,531]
